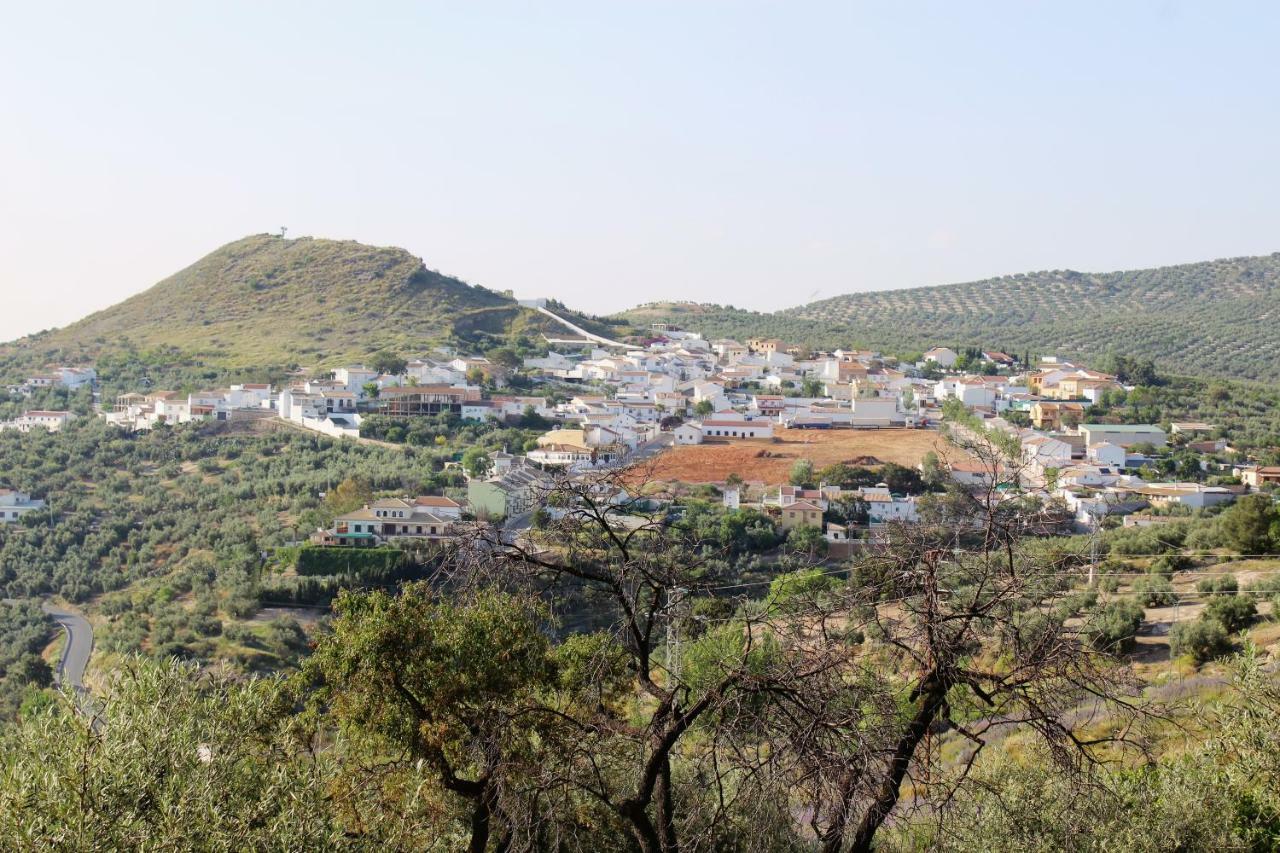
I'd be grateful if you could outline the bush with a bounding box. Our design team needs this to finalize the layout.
[292,546,406,580]
[768,569,841,610]
[1133,575,1177,608]
[1197,574,1238,595]
[1082,597,1145,653]
[1170,618,1231,664]
[1149,554,1194,577]
[1202,595,1256,633]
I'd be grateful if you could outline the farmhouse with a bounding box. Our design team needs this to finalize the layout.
[776,500,823,531]
[325,496,465,546]
[1241,466,1280,489]
[0,489,45,524]
[697,420,774,440]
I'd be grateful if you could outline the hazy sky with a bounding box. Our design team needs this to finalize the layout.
[4,2,1280,342]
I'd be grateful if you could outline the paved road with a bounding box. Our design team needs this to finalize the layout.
[2,599,93,692]
[533,306,630,348]
[43,604,93,692]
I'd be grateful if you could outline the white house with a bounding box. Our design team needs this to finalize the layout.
[1086,441,1127,468]
[226,383,274,409]
[0,489,44,524]
[849,395,903,427]
[673,423,703,445]
[334,366,381,396]
[697,419,774,440]
[923,347,959,368]
[862,486,919,524]
[2,410,77,433]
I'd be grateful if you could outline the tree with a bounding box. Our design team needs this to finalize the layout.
[369,350,407,377]
[460,446,492,479]
[326,476,373,515]
[361,381,380,400]
[486,346,521,369]
[801,377,825,398]
[1221,494,1277,555]
[306,585,554,853]
[787,524,828,559]
[826,495,869,527]
[790,458,814,487]
[0,660,340,848]
[693,399,714,417]
[1203,594,1256,633]
[1170,617,1231,663]
[879,462,926,495]
[486,468,806,851]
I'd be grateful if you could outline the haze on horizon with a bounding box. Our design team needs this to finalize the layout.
[3,1,1280,343]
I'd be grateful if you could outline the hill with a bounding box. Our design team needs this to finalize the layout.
[623,253,1280,379]
[1,234,631,371]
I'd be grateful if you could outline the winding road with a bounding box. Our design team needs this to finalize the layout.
[43,604,93,692]
[2,599,93,692]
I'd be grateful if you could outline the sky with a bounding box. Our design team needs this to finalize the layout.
[3,1,1280,342]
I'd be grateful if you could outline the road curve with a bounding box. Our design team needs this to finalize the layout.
[42,604,93,692]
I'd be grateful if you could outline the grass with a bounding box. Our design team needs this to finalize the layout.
[1,234,634,371]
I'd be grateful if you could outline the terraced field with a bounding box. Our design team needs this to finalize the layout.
[622,253,1280,380]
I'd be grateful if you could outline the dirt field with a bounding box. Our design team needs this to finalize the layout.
[639,427,962,485]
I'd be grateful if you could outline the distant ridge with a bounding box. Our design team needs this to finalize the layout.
[620,253,1280,379]
[1,234,629,369]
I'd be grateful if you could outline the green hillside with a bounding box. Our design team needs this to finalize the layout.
[1,234,631,371]
[623,253,1280,379]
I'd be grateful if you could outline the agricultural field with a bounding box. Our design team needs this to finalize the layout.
[640,426,958,485]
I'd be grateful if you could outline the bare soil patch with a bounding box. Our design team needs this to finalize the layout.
[639,427,962,485]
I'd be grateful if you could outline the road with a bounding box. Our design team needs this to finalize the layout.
[533,305,630,348]
[43,604,93,692]
[2,599,93,692]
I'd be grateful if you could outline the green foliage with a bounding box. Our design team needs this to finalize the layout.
[0,602,54,722]
[0,660,344,848]
[786,525,829,559]
[1081,597,1145,653]
[1220,494,1279,555]
[460,445,492,479]
[789,458,814,487]
[1132,574,1177,607]
[676,502,782,558]
[768,568,841,609]
[0,417,459,667]
[1197,574,1238,594]
[368,349,407,376]
[1170,617,1232,663]
[0,234,634,373]
[291,546,406,580]
[1203,594,1257,634]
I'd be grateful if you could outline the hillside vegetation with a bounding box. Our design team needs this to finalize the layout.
[624,253,1280,379]
[2,235,630,370]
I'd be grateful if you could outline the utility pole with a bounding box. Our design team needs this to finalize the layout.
[665,586,687,682]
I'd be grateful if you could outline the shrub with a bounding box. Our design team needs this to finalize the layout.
[1170,618,1231,664]
[1082,597,1145,653]
[1133,575,1178,608]
[1149,554,1195,577]
[768,568,841,610]
[1197,574,1238,595]
[1202,595,1256,633]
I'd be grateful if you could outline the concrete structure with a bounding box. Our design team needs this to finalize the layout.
[0,489,44,523]
[1079,424,1167,449]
